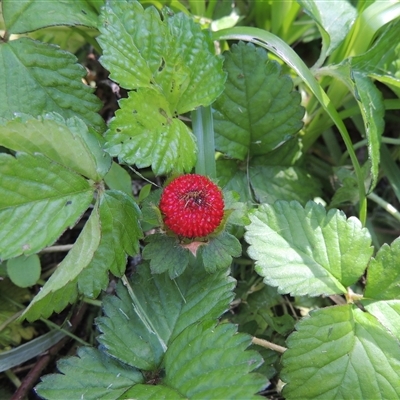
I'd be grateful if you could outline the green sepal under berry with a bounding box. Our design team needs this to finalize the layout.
[96,263,236,371]
[143,230,241,278]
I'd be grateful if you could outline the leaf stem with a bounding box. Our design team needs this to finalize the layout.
[191,105,217,178]
[252,336,287,353]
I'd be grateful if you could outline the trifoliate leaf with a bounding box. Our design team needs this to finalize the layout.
[96,263,235,370]
[0,113,111,181]
[22,207,101,321]
[245,201,373,296]
[199,231,242,273]
[98,0,225,112]
[249,165,321,205]
[7,254,41,288]
[0,153,93,261]
[105,89,196,175]
[164,321,267,398]
[365,237,400,300]
[298,0,356,64]
[213,41,304,160]
[0,38,104,131]
[35,347,143,400]
[282,305,400,399]
[2,0,99,34]
[142,234,190,279]
[78,190,142,298]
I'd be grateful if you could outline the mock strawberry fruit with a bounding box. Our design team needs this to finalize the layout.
[159,174,224,238]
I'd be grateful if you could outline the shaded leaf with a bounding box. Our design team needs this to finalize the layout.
[164,321,267,398]
[105,89,196,174]
[7,254,41,288]
[120,385,184,399]
[96,263,235,370]
[142,234,190,279]
[0,113,111,181]
[22,207,101,321]
[365,237,400,300]
[0,38,104,131]
[213,41,304,160]
[36,347,143,400]
[282,305,400,399]
[199,231,242,273]
[103,162,133,197]
[0,153,93,261]
[245,201,373,296]
[249,165,320,205]
[298,0,356,64]
[78,190,142,298]
[2,0,99,34]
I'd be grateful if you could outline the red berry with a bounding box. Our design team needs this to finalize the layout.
[159,174,224,238]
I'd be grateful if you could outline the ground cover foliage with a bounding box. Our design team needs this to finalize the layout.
[1,0,400,398]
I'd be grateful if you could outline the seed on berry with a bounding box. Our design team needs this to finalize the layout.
[159,174,224,238]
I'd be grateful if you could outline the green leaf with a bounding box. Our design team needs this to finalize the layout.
[78,190,142,297]
[298,0,356,65]
[98,0,225,112]
[35,347,143,400]
[142,234,190,279]
[22,206,101,321]
[362,300,400,340]
[0,152,93,261]
[199,231,242,273]
[7,254,41,288]
[351,19,400,88]
[245,201,373,296]
[120,385,184,399]
[2,0,100,34]
[0,38,104,131]
[249,165,321,205]
[105,89,196,174]
[96,263,235,370]
[104,162,133,197]
[213,41,304,160]
[351,71,384,191]
[282,305,400,399]
[365,237,400,300]
[163,321,267,398]
[0,113,111,181]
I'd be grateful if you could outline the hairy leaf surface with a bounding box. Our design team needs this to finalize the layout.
[0,153,93,261]
[245,201,373,296]
[0,113,111,181]
[213,42,304,160]
[36,347,143,400]
[96,264,235,370]
[0,38,104,131]
[164,321,267,398]
[105,89,196,174]
[282,305,400,399]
